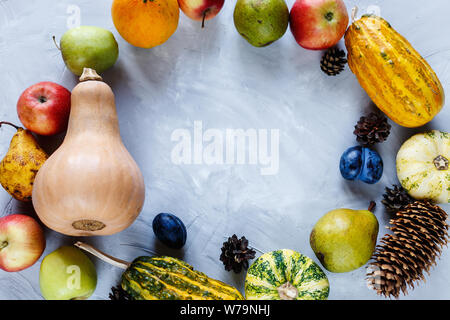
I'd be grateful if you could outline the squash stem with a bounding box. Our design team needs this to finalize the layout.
[351,6,358,23]
[368,201,376,212]
[75,242,130,270]
[79,68,103,82]
[277,282,298,300]
[0,121,20,130]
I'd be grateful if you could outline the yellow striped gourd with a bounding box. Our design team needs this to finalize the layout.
[74,242,244,300]
[122,256,244,300]
[345,15,445,128]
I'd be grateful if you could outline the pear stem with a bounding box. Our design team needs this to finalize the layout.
[0,121,20,130]
[74,242,130,270]
[52,36,61,51]
[368,201,376,212]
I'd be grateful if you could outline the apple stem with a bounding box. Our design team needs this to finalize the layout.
[0,121,20,130]
[52,36,61,51]
[202,9,210,29]
[368,201,376,212]
[0,241,8,250]
[74,242,131,270]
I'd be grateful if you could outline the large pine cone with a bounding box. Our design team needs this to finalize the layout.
[367,201,449,298]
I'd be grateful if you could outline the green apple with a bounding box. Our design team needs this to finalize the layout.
[39,246,97,300]
[59,26,119,76]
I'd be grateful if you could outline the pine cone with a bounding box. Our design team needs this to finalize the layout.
[367,201,449,298]
[381,185,416,214]
[320,47,347,76]
[109,285,132,300]
[354,112,391,146]
[220,235,256,273]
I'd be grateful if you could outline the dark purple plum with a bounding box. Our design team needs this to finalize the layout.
[340,146,383,184]
[152,213,187,249]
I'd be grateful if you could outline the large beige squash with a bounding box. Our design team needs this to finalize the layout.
[32,69,145,236]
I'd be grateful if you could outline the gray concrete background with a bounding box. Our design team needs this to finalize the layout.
[0,0,449,300]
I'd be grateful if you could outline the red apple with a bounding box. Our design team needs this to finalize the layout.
[290,0,349,50]
[178,0,225,28]
[0,214,45,272]
[17,82,71,136]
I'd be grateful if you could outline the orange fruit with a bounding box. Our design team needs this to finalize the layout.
[112,0,179,48]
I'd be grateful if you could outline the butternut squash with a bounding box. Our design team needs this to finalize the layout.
[32,68,145,236]
[345,14,445,127]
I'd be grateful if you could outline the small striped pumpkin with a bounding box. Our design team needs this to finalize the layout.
[245,249,329,300]
[122,256,244,300]
[397,130,450,204]
[345,15,445,128]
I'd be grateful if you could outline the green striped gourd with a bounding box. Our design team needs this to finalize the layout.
[75,242,244,300]
[245,249,329,300]
[123,256,244,300]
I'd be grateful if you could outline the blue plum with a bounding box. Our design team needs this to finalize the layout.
[339,146,383,184]
[152,213,187,249]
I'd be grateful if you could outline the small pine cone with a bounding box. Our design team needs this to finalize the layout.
[109,286,132,300]
[320,47,347,76]
[354,112,391,146]
[220,235,256,273]
[367,201,449,298]
[381,185,416,214]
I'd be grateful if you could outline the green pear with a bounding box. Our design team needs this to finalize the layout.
[39,246,97,300]
[310,203,379,273]
[59,26,119,76]
[233,0,289,47]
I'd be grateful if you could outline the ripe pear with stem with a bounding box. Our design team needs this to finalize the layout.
[0,121,48,201]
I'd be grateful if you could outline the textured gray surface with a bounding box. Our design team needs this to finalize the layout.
[0,0,449,300]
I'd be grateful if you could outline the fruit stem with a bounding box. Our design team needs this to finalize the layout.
[324,12,334,21]
[74,242,131,270]
[52,36,61,51]
[433,155,449,170]
[79,68,103,82]
[0,121,20,130]
[368,201,376,212]
[0,241,8,250]
[277,282,298,300]
[201,9,210,29]
[351,6,358,23]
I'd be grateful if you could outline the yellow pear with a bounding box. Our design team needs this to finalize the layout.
[0,122,48,201]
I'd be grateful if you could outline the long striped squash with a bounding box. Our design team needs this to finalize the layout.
[345,14,445,128]
[122,256,244,300]
[245,249,329,300]
[74,242,244,300]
